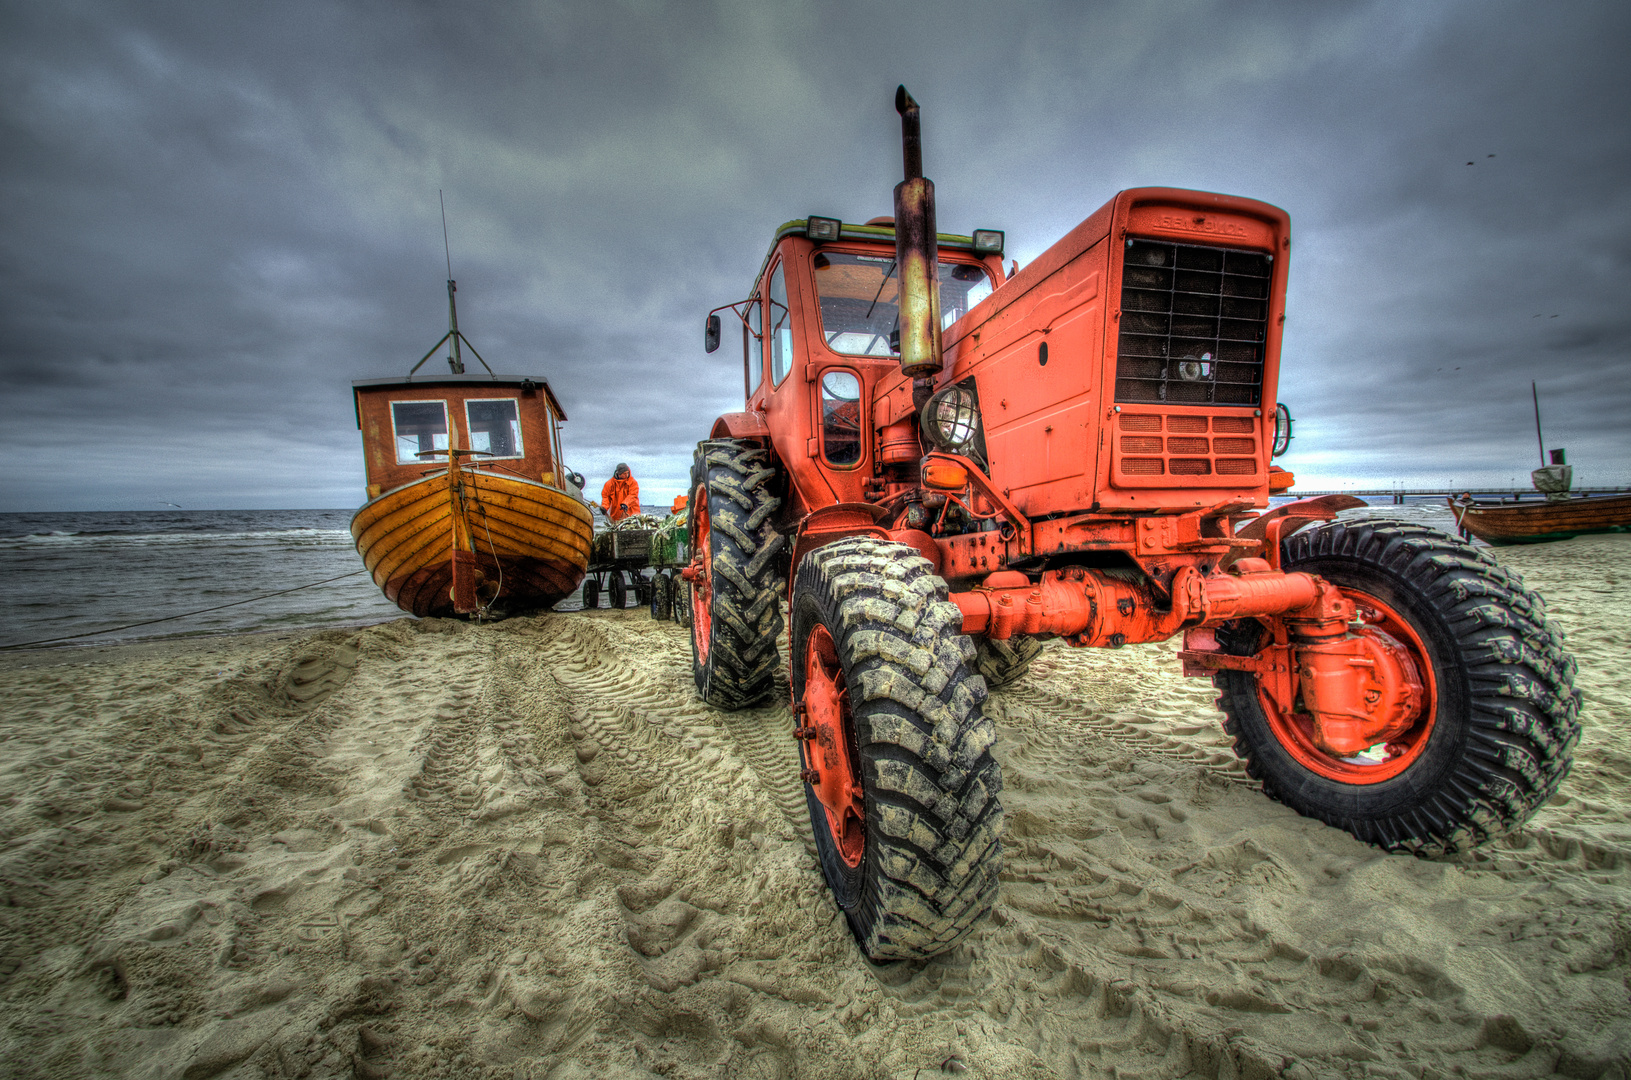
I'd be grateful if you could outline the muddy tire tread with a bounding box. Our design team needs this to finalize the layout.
[690,440,784,710]
[797,537,1002,959]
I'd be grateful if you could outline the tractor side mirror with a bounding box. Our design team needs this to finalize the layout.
[705,314,721,354]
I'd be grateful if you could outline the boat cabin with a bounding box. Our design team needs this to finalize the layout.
[352,374,569,498]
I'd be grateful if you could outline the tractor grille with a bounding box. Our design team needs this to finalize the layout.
[1116,239,1271,406]
[1115,412,1259,479]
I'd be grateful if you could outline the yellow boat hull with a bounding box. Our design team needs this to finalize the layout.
[351,471,592,617]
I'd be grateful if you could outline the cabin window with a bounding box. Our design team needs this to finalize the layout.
[769,262,795,385]
[392,400,449,463]
[466,399,524,458]
[821,370,863,466]
[747,289,764,392]
[812,253,993,357]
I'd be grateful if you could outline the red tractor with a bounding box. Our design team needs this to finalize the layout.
[684,88,1580,961]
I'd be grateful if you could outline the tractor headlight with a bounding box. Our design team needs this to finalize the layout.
[1176,352,1212,381]
[920,386,981,452]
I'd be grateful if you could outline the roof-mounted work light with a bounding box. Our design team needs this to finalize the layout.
[806,216,842,242]
[971,229,1004,255]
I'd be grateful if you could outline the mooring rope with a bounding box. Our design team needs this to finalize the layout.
[0,569,370,651]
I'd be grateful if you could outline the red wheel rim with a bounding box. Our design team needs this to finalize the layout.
[804,624,865,868]
[691,487,711,662]
[1260,588,1438,784]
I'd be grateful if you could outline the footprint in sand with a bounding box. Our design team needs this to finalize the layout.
[281,636,361,705]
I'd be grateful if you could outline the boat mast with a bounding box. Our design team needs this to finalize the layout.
[443,191,464,374]
[407,193,493,377]
[1531,381,1545,467]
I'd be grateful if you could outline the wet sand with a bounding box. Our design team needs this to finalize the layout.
[0,534,1626,1079]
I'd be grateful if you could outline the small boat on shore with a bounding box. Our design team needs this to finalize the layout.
[350,277,592,618]
[1449,383,1631,546]
[1449,491,1631,546]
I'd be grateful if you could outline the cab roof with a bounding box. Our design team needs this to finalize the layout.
[752,219,992,291]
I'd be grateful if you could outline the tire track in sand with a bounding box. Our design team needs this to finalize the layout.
[545,615,812,845]
[995,678,1248,782]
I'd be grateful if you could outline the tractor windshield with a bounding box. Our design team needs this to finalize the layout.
[812,252,992,357]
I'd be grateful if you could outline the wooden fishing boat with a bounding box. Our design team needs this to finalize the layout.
[349,277,592,618]
[1449,491,1631,546]
[1448,383,1631,546]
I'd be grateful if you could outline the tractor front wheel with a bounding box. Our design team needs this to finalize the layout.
[688,440,784,709]
[791,537,1003,960]
[1214,518,1581,854]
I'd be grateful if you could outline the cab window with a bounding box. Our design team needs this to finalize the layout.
[821,370,862,466]
[466,399,523,458]
[812,253,993,357]
[769,262,795,385]
[747,289,764,392]
[392,400,448,463]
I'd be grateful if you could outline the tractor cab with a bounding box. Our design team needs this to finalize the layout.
[705,220,1005,514]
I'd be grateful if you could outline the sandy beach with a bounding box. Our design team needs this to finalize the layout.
[0,534,1626,1079]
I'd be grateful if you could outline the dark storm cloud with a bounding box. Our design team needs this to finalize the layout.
[1,0,1627,510]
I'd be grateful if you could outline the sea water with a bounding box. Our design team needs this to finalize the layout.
[0,509,407,650]
[0,500,1460,651]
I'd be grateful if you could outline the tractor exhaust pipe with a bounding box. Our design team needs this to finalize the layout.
[894,86,942,379]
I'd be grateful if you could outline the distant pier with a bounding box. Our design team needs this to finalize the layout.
[1293,487,1631,504]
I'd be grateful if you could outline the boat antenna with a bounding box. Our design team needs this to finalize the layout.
[407,192,493,377]
[441,190,463,374]
[441,190,453,281]
[1531,380,1546,467]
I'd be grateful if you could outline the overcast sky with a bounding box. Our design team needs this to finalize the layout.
[3,0,1627,512]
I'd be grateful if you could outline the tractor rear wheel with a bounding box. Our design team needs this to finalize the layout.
[609,570,628,609]
[973,635,1045,689]
[581,575,600,610]
[649,572,671,620]
[791,537,1002,960]
[1214,518,1581,855]
[688,440,784,709]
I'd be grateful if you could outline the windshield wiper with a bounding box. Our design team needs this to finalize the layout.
[864,260,897,320]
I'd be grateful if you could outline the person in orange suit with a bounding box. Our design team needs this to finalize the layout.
[671,494,688,515]
[600,463,641,522]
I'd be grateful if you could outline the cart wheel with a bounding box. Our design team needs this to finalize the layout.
[609,570,628,609]
[649,573,672,620]
[672,579,693,628]
[581,575,600,610]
